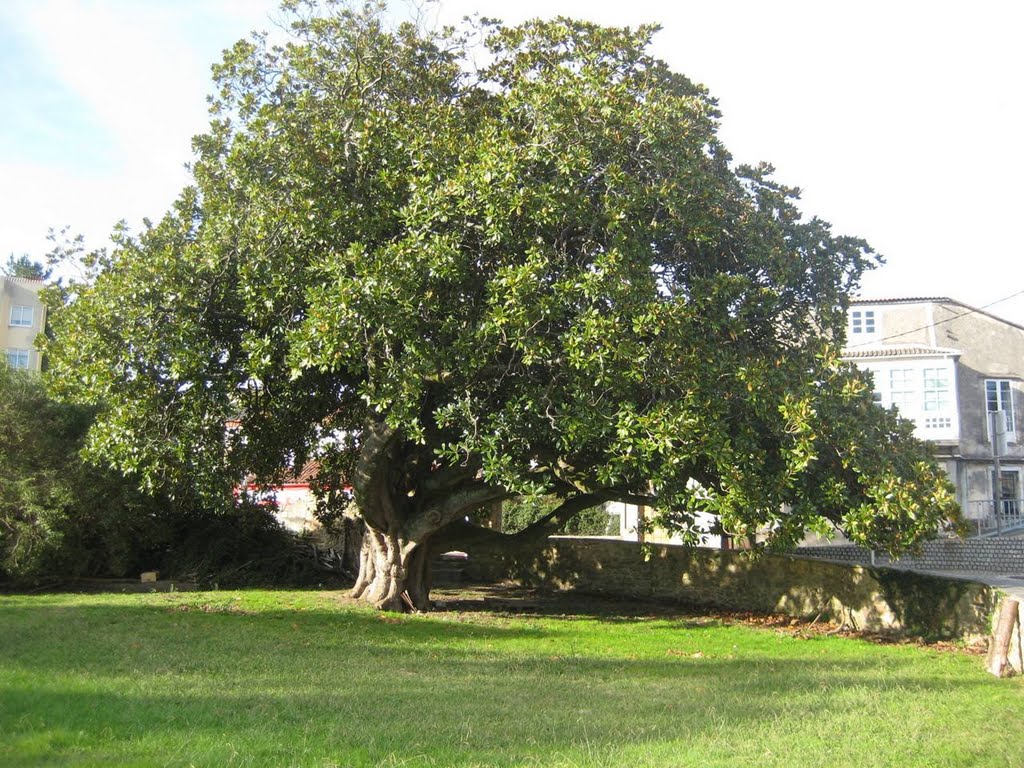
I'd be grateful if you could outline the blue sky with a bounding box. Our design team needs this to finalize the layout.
[2,0,1023,323]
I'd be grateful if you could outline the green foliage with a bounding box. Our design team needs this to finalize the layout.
[154,501,334,587]
[44,1,958,557]
[3,253,50,280]
[0,366,163,581]
[501,495,613,535]
[0,366,317,586]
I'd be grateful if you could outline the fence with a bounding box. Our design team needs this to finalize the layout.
[796,536,1024,574]
[964,500,1024,537]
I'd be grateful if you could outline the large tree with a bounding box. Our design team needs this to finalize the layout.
[45,1,957,611]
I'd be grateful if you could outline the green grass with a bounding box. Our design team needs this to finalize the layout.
[1,589,1021,767]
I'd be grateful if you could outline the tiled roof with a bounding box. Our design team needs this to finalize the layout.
[243,459,321,488]
[290,460,321,485]
[850,296,952,305]
[842,344,961,360]
[2,275,45,289]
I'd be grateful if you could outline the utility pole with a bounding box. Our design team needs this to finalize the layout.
[991,410,1006,534]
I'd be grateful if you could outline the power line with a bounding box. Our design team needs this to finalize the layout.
[843,289,1024,348]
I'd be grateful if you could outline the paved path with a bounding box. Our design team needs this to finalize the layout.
[911,568,1024,602]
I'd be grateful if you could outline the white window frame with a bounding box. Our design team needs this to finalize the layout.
[5,348,30,370]
[850,309,878,338]
[986,379,1015,435]
[888,368,917,412]
[9,304,33,328]
[922,367,951,412]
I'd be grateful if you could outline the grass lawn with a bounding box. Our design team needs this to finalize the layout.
[1,587,1021,768]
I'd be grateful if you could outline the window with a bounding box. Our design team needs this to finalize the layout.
[5,348,30,369]
[922,368,951,412]
[993,470,1020,517]
[924,416,952,430]
[9,305,33,328]
[986,379,1014,433]
[888,368,917,411]
[850,309,876,336]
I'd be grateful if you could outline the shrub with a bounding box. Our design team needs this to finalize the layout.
[0,366,334,587]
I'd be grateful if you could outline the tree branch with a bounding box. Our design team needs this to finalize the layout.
[421,461,481,493]
[351,419,401,533]
[405,482,510,540]
[437,492,606,553]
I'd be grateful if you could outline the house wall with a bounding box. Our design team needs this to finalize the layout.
[848,301,933,347]
[273,485,319,532]
[937,304,1024,459]
[0,277,46,371]
[245,483,319,532]
[604,501,723,547]
[463,536,998,639]
[941,306,1024,514]
[847,299,1024,518]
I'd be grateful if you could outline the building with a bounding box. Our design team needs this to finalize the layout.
[241,460,322,533]
[1,276,47,372]
[603,501,729,547]
[843,297,1024,533]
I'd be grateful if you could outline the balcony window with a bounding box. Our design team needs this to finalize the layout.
[888,368,916,411]
[922,368,951,412]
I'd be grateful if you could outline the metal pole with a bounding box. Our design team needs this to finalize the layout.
[992,410,1003,535]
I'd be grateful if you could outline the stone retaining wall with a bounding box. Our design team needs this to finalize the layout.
[796,538,1024,573]
[463,536,998,640]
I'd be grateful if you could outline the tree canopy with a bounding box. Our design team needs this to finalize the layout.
[45,1,958,610]
[3,254,50,281]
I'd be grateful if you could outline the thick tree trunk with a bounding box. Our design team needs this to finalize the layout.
[350,527,432,612]
[348,490,613,610]
[347,417,511,611]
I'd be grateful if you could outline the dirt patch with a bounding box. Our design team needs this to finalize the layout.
[427,581,990,655]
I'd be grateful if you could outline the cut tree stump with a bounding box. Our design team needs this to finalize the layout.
[986,598,1020,678]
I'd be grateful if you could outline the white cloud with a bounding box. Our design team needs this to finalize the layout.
[0,0,279,257]
[2,0,1022,322]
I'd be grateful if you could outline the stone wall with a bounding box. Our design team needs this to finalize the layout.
[463,536,998,640]
[796,538,1024,573]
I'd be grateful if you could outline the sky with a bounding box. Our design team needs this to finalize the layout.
[2,0,1022,323]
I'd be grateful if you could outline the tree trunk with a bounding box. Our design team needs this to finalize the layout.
[350,527,432,612]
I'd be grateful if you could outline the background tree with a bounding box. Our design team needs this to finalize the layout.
[0,363,331,587]
[0,364,165,581]
[45,1,958,611]
[3,254,50,281]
